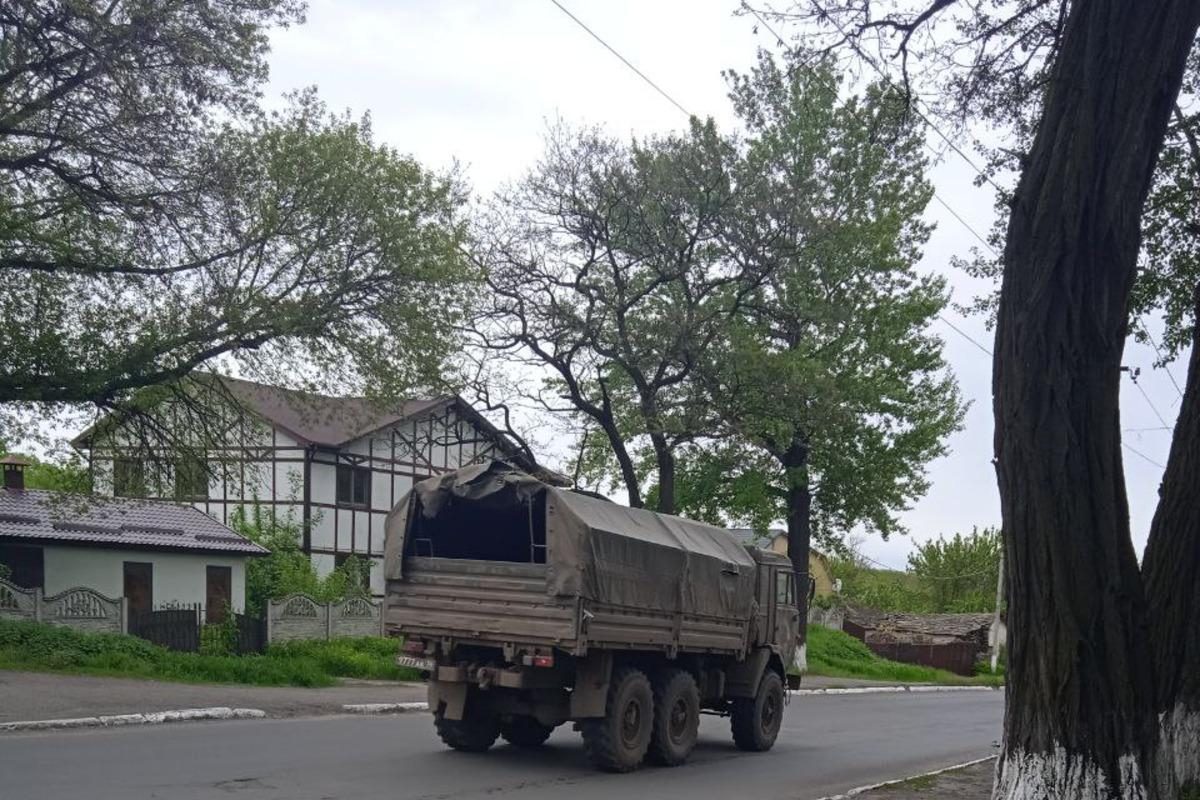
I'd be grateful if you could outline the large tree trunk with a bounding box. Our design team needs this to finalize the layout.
[651,434,676,515]
[1142,287,1200,794]
[991,2,1200,798]
[782,441,811,669]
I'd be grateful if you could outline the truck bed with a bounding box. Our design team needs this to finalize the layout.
[385,557,749,657]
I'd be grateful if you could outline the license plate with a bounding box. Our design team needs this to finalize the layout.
[396,655,436,672]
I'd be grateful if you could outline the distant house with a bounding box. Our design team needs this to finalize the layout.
[0,457,266,615]
[842,606,1002,676]
[727,529,837,598]
[73,376,558,595]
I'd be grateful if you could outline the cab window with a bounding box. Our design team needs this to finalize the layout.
[775,570,795,606]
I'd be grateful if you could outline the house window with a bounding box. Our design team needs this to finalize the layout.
[174,456,209,500]
[113,458,146,497]
[0,544,44,589]
[336,465,371,507]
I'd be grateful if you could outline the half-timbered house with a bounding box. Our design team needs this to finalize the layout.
[73,377,555,595]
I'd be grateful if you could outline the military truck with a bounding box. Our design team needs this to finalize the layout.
[383,461,800,772]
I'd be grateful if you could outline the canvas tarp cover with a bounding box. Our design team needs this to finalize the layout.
[383,461,757,620]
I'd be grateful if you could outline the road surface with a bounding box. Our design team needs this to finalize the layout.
[0,691,1002,800]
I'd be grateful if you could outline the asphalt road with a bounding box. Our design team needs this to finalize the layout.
[0,691,1003,800]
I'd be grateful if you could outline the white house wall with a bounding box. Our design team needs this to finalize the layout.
[87,401,512,597]
[42,546,248,612]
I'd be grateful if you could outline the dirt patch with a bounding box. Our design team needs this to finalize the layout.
[853,758,994,799]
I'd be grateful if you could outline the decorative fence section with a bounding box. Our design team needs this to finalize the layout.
[129,606,202,652]
[0,579,126,634]
[267,594,384,643]
[127,604,266,654]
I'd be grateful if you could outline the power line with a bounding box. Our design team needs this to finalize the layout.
[938,314,992,357]
[1134,318,1185,401]
[547,0,694,119]
[783,1,1003,194]
[1123,442,1165,470]
[1131,373,1171,430]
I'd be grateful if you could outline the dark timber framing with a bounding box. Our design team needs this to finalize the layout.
[82,398,519,594]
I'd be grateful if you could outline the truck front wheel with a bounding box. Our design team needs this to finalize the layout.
[580,666,654,772]
[730,670,784,752]
[500,716,554,748]
[434,704,500,753]
[646,669,700,766]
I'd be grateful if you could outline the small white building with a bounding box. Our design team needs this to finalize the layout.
[73,376,561,596]
[0,459,266,615]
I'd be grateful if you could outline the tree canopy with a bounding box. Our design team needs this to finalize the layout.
[0,1,475,449]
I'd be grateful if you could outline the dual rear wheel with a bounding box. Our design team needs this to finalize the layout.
[580,666,701,772]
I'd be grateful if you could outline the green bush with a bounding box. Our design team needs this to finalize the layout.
[266,638,420,681]
[0,620,419,687]
[806,624,1003,686]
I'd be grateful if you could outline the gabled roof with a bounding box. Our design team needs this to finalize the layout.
[0,489,268,556]
[217,376,450,448]
[725,528,829,560]
[71,376,570,486]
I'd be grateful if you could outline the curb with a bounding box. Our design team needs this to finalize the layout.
[0,707,266,733]
[793,685,1000,696]
[341,702,428,714]
[814,754,998,799]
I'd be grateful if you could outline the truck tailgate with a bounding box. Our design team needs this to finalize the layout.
[386,557,578,648]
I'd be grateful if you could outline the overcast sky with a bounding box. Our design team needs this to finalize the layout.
[265,0,1182,570]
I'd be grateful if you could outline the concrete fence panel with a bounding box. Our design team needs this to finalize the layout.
[266,594,384,643]
[0,578,38,622]
[0,579,125,634]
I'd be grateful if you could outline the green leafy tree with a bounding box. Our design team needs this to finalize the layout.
[0,2,473,456]
[231,506,368,618]
[471,121,750,513]
[688,54,964,631]
[0,448,91,493]
[907,527,1001,613]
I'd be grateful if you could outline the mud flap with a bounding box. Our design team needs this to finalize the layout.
[724,647,772,698]
[429,680,468,720]
[569,651,612,718]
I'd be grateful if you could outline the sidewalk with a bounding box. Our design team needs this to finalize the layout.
[0,670,426,723]
[0,669,991,727]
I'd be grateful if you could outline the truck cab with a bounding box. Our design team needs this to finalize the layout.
[749,548,802,663]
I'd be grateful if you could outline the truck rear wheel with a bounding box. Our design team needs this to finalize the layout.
[580,666,654,772]
[500,716,554,748]
[731,670,784,752]
[646,669,700,766]
[434,705,500,753]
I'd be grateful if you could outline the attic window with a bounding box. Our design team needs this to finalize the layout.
[113,458,146,498]
[336,465,371,508]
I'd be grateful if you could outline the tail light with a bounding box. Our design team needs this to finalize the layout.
[403,639,426,655]
[532,653,555,668]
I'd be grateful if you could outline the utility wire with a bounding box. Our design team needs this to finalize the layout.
[743,4,1003,352]
[753,3,1180,472]
[548,0,694,119]
[1131,375,1171,430]
[1134,318,1185,401]
[779,1,1002,193]
[555,0,1172,477]
[1123,442,1166,470]
[937,314,992,357]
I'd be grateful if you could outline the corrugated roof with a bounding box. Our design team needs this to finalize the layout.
[0,490,268,556]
